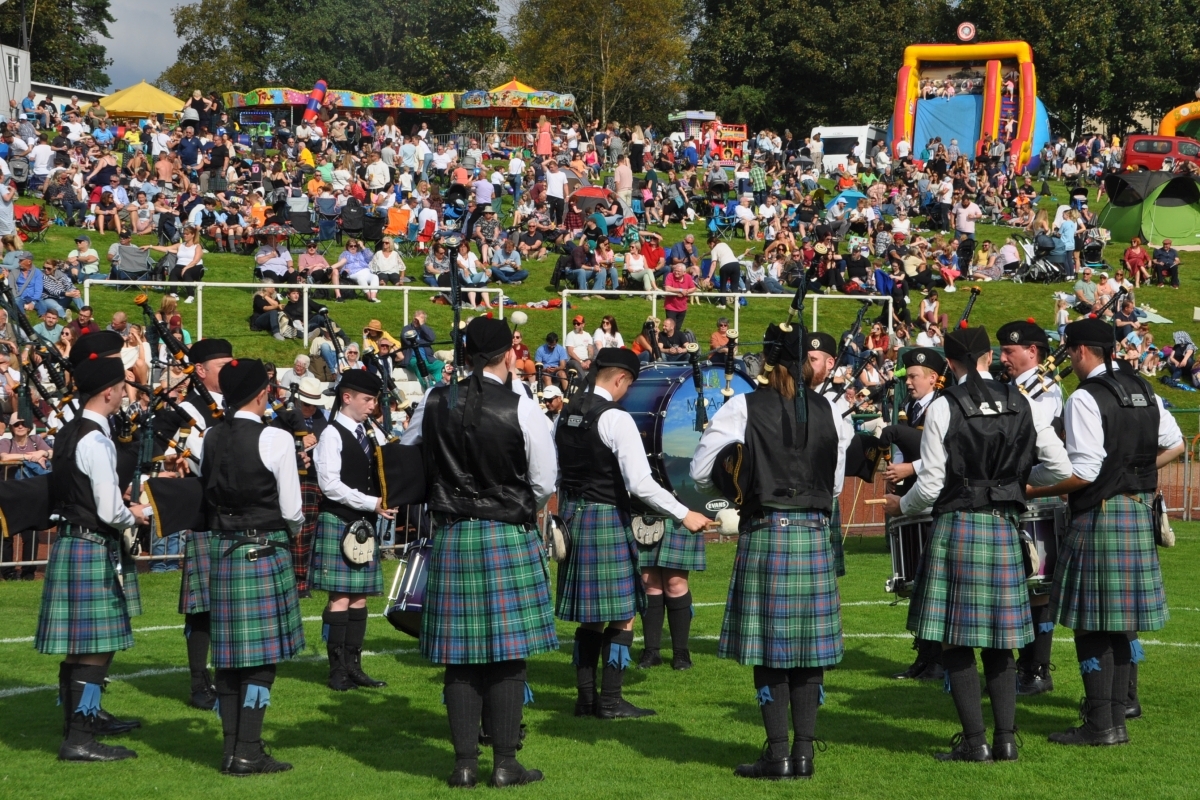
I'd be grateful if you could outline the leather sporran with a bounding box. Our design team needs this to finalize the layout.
[342,519,377,564]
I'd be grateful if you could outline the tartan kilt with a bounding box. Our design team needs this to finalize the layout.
[35,527,134,655]
[178,529,213,615]
[420,518,558,665]
[122,553,143,618]
[718,511,843,669]
[906,509,1033,650]
[637,519,706,572]
[556,500,643,623]
[289,476,322,592]
[310,511,383,595]
[208,530,305,669]
[830,497,845,578]
[1050,493,1168,632]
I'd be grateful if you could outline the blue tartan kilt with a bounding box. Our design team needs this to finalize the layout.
[35,527,134,655]
[208,530,306,669]
[719,510,843,669]
[556,499,643,623]
[637,518,706,572]
[1050,493,1168,633]
[906,509,1033,650]
[178,529,213,615]
[830,497,845,578]
[420,518,558,665]
[310,512,384,595]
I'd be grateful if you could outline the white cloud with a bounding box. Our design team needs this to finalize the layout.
[100,0,181,90]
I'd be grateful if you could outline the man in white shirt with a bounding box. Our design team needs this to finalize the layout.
[733,195,759,240]
[508,153,526,205]
[365,152,390,191]
[896,138,911,162]
[543,160,569,224]
[953,195,982,240]
[415,136,431,182]
[564,314,594,371]
[29,134,55,186]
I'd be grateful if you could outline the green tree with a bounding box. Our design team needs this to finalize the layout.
[510,0,689,126]
[157,0,507,96]
[0,0,114,89]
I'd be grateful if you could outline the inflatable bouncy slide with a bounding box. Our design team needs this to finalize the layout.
[889,39,1052,173]
[1158,98,1200,138]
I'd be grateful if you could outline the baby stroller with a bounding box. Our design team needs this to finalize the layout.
[706,179,730,207]
[1012,234,1065,284]
[1082,228,1110,271]
[442,183,469,226]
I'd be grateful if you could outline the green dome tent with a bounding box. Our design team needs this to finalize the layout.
[1098,172,1200,245]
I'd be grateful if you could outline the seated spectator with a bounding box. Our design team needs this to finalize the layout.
[657,316,689,363]
[330,238,379,302]
[254,233,298,284]
[1167,332,1195,382]
[12,255,43,313]
[916,323,943,347]
[1072,268,1097,314]
[144,224,205,302]
[66,234,101,282]
[1152,238,1181,288]
[369,236,405,285]
[624,240,655,292]
[38,259,82,316]
[455,239,491,309]
[282,286,329,335]
[0,416,52,479]
[277,354,313,389]
[510,328,536,381]
[32,308,63,343]
[422,242,451,288]
[250,285,287,340]
[708,317,732,362]
[107,310,130,340]
[593,315,624,350]
[472,205,502,263]
[66,305,100,339]
[535,331,570,388]
[1123,236,1151,287]
[489,238,529,284]
[297,239,331,283]
[517,221,547,261]
[343,342,365,370]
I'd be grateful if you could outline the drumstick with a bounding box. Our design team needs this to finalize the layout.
[865,498,888,505]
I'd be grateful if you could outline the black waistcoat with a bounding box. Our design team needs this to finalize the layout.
[51,416,117,535]
[1069,370,1159,514]
[933,380,1035,516]
[743,387,838,515]
[320,420,379,522]
[422,378,535,525]
[556,392,630,513]
[201,417,287,531]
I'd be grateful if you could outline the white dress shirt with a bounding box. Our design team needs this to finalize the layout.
[585,386,689,521]
[900,371,1073,516]
[401,372,559,508]
[179,389,225,473]
[1014,365,1063,421]
[225,410,305,533]
[1064,364,1184,482]
[823,389,853,494]
[895,390,935,472]
[314,412,379,513]
[691,391,849,509]
[75,409,136,530]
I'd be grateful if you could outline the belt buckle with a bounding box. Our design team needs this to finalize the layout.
[246,548,261,562]
[780,517,789,527]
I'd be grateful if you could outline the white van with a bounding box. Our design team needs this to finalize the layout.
[809,125,888,175]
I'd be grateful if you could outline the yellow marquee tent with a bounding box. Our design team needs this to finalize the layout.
[98,81,184,118]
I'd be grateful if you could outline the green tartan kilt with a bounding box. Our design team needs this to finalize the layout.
[35,526,134,655]
[1050,493,1168,633]
[830,497,845,578]
[637,518,706,572]
[719,510,843,669]
[420,518,558,665]
[122,553,142,618]
[556,500,643,623]
[310,512,383,595]
[208,530,305,669]
[178,530,213,615]
[906,509,1033,650]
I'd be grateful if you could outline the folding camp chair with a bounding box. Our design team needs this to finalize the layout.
[108,245,159,289]
[707,200,739,240]
[289,211,316,250]
[16,207,52,244]
[315,197,340,254]
[340,198,366,241]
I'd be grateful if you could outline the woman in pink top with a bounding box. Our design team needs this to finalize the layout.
[664,262,697,327]
[535,115,553,157]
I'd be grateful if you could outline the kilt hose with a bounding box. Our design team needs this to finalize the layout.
[178,529,214,615]
[830,496,845,578]
[637,518,706,572]
[556,499,644,624]
[1051,493,1168,633]
[208,530,305,669]
[310,512,383,595]
[719,510,843,669]
[906,509,1033,650]
[35,525,134,655]
[290,476,322,593]
[420,518,558,665]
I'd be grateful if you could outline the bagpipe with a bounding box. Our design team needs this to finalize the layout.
[134,294,223,422]
[1021,286,1128,401]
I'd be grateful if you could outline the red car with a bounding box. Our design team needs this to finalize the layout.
[1121,134,1200,171]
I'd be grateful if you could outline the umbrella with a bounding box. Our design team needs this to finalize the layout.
[826,189,868,210]
[569,186,612,200]
[251,223,297,237]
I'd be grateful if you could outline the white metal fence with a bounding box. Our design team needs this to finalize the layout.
[83,280,507,346]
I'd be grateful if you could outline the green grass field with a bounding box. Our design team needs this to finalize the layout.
[3,526,1200,798]
[22,175,1200,437]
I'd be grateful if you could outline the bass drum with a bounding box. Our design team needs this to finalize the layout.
[384,538,431,639]
[620,362,754,514]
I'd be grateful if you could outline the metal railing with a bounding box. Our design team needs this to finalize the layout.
[558,287,893,341]
[83,279,506,346]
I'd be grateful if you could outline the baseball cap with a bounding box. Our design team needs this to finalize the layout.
[572,315,585,324]
[542,385,563,399]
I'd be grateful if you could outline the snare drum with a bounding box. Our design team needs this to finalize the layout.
[384,538,432,639]
[1020,500,1065,594]
[620,362,754,514]
[886,514,934,597]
